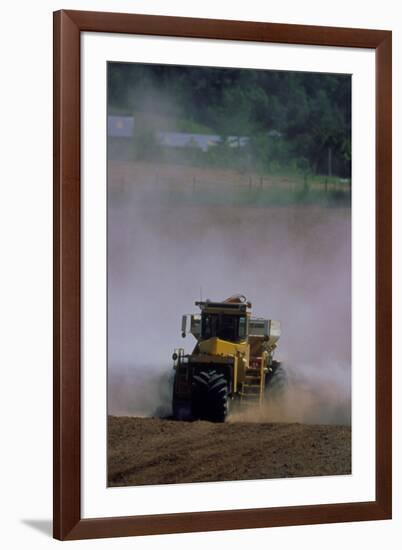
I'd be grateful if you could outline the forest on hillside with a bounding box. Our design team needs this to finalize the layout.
[108,63,351,178]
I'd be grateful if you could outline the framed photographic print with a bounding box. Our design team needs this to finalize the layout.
[53,10,392,540]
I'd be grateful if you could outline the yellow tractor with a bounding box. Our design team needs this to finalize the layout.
[172,295,283,421]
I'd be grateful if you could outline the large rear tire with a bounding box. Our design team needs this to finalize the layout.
[192,369,229,422]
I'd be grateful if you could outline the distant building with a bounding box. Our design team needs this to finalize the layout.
[107,114,280,162]
[107,115,280,146]
[157,131,249,152]
[108,115,135,138]
[267,129,282,138]
[108,116,135,160]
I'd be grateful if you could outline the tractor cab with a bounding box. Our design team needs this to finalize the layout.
[198,300,249,343]
[181,295,252,343]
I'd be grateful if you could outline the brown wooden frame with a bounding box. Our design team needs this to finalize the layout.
[53,9,392,541]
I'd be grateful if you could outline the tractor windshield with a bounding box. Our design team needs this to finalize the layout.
[201,313,247,342]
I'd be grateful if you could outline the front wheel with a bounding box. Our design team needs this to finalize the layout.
[192,370,229,422]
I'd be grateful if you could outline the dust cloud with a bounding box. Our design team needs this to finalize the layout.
[107,164,351,425]
[228,364,351,425]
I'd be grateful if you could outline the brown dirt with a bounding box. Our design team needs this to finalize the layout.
[108,416,351,487]
[108,159,348,193]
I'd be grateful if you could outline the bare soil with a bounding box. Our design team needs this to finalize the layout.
[108,416,351,487]
[108,159,349,195]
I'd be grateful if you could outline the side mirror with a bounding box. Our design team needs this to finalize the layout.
[181,332,186,338]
